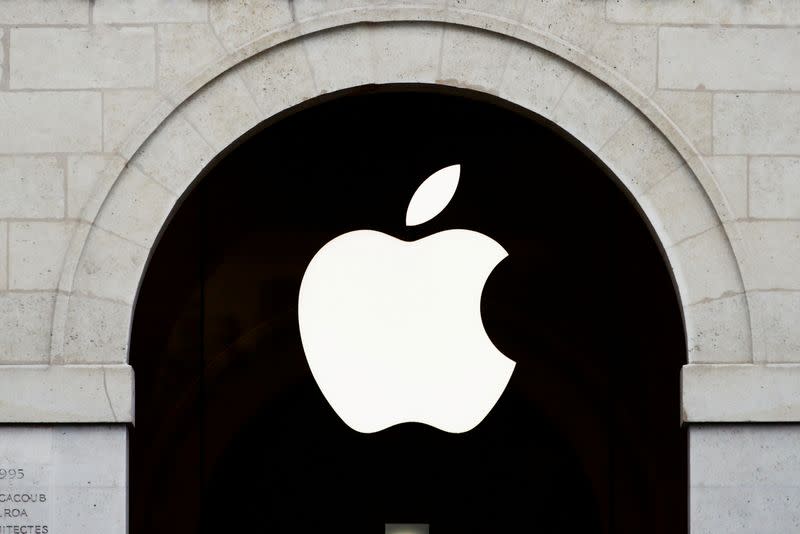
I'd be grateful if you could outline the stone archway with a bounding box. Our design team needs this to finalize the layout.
[49,15,758,424]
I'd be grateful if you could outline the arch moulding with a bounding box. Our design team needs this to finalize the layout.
[5,7,793,424]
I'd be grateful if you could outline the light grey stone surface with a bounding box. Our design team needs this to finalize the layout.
[63,296,131,364]
[690,425,800,533]
[10,27,155,90]
[73,227,148,304]
[9,222,75,290]
[609,0,800,25]
[499,43,575,119]
[640,164,719,247]
[0,425,127,532]
[0,157,64,219]
[714,93,800,155]
[0,0,88,24]
[0,292,54,364]
[237,41,317,119]
[705,156,747,220]
[179,73,262,151]
[660,28,800,92]
[440,27,514,93]
[683,365,800,422]
[209,0,293,51]
[93,165,177,248]
[0,92,101,154]
[668,226,742,304]
[102,89,164,153]
[652,90,713,155]
[371,23,442,84]
[685,293,750,363]
[158,23,227,93]
[135,113,215,195]
[94,0,207,23]
[0,222,6,291]
[749,157,800,219]
[737,221,800,291]
[591,23,658,95]
[67,155,126,221]
[749,291,800,364]
[0,366,132,422]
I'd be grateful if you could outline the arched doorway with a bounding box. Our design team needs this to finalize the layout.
[130,86,686,533]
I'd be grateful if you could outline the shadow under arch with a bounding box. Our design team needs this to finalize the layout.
[130,85,686,534]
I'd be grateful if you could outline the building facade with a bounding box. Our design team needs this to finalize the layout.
[0,1,799,532]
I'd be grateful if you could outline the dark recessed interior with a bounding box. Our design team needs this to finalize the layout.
[130,85,687,534]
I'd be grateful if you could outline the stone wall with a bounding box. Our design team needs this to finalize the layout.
[0,1,798,532]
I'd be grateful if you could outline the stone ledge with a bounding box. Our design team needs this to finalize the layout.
[683,364,800,423]
[0,365,133,423]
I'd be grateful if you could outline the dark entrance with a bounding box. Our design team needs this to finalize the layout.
[130,86,687,533]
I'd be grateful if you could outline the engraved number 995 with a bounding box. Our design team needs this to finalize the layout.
[0,468,24,479]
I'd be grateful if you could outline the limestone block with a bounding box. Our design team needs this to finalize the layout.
[498,42,576,119]
[668,226,742,304]
[210,0,293,51]
[237,40,317,119]
[591,24,658,95]
[158,23,227,93]
[653,90,713,155]
[749,157,800,219]
[749,291,800,363]
[0,0,88,24]
[63,296,131,364]
[73,228,148,304]
[685,293,750,363]
[0,292,55,364]
[94,0,207,23]
[551,71,634,153]
[0,425,128,534]
[448,0,526,19]
[94,165,177,248]
[180,73,262,151]
[0,156,64,218]
[519,0,606,51]
[439,26,515,93]
[640,164,719,247]
[682,364,800,421]
[67,154,126,222]
[103,89,164,153]
[609,0,800,26]
[660,28,800,92]
[599,112,685,196]
[690,425,800,533]
[9,221,75,291]
[0,372,131,422]
[0,222,7,291]
[10,27,155,89]
[0,29,4,86]
[705,156,747,220]
[736,221,800,291]
[714,93,800,154]
[0,92,101,153]
[370,23,441,84]
[292,0,444,21]
[135,114,215,195]
[303,25,374,94]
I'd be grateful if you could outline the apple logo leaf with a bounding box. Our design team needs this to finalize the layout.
[405,164,460,227]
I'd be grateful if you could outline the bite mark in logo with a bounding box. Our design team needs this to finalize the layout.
[298,165,515,433]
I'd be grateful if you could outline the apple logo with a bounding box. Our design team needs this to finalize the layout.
[298,164,515,433]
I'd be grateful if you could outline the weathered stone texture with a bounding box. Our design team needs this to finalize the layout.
[10,27,155,89]
[660,28,800,92]
[0,92,101,153]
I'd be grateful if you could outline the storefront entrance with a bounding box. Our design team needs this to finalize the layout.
[130,86,686,533]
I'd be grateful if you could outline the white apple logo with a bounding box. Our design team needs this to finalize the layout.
[298,164,515,433]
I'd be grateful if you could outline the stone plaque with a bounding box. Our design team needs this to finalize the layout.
[0,426,126,534]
